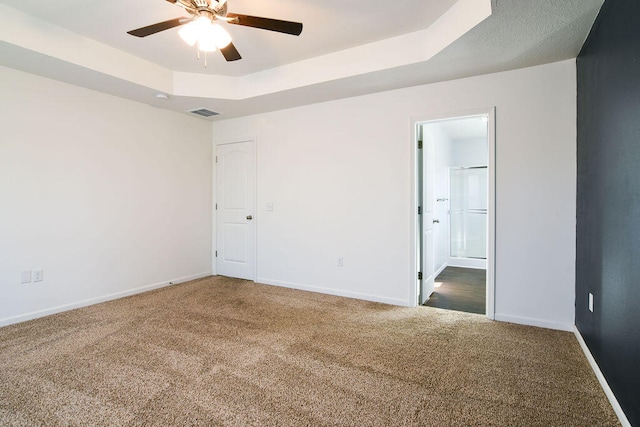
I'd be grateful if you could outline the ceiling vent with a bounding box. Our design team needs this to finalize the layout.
[188,108,220,118]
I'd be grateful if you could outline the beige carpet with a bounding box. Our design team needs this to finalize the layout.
[0,276,619,426]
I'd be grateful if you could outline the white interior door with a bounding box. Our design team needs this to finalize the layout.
[420,136,435,304]
[216,141,255,280]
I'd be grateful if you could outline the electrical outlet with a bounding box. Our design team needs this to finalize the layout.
[588,293,594,312]
[20,270,31,284]
[337,257,344,267]
[32,269,43,282]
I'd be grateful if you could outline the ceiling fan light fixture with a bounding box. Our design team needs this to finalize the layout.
[180,17,231,53]
[198,38,217,52]
[178,22,199,46]
[179,16,215,47]
[127,0,303,65]
[197,24,218,52]
[212,24,232,49]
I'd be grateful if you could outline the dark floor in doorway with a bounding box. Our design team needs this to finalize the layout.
[424,266,486,315]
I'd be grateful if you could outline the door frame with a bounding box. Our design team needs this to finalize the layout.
[410,107,496,319]
[213,138,257,281]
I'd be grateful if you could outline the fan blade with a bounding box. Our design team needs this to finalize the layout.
[220,42,242,61]
[226,13,303,36]
[127,17,189,37]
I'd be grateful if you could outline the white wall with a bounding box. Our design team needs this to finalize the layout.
[212,59,577,331]
[0,66,213,325]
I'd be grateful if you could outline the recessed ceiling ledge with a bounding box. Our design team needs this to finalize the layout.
[0,4,174,94]
[0,0,491,103]
[171,0,492,100]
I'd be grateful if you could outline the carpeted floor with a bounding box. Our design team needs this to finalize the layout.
[0,276,619,426]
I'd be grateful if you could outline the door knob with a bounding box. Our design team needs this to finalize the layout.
[246,215,253,220]
[433,219,440,224]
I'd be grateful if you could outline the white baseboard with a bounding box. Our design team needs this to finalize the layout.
[494,313,573,332]
[573,327,631,427]
[0,271,212,327]
[448,257,486,269]
[433,263,447,279]
[257,277,410,307]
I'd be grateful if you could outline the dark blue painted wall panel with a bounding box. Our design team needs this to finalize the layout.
[577,0,640,424]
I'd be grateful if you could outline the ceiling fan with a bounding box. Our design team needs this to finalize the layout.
[127,0,303,62]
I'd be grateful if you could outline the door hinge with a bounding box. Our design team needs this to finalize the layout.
[215,250,218,258]
[215,203,217,210]
[418,206,422,215]
[418,140,423,149]
[215,156,218,163]
[418,272,423,280]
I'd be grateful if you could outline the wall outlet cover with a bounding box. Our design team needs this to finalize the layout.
[33,269,43,282]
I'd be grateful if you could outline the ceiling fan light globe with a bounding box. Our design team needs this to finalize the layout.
[198,37,218,52]
[198,22,220,52]
[178,22,199,46]
[194,16,212,33]
[212,24,232,48]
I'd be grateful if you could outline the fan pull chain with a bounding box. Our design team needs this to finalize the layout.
[194,48,208,68]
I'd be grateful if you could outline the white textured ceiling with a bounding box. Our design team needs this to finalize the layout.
[0,0,604,120]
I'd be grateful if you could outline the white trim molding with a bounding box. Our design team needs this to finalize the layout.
[0,271,212,327]
[257,277,409,307]
[493,314,573,332]
[573,327,631,427]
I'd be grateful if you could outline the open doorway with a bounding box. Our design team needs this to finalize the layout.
[415,110,495,318]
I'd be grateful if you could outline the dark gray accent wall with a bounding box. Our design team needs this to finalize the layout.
[576,0,640,424]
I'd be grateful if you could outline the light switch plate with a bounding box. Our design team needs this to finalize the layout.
[21,270,31,284]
